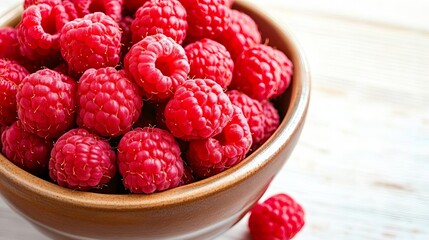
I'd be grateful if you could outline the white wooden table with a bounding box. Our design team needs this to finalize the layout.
[1,0,429,239]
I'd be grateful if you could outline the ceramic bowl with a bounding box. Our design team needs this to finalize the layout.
[0,1,310,239]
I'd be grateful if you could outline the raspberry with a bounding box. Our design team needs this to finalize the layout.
[16,69,77,139]
[185,38,234,89]
[123,0,149,16]
[216,9,261,60]
[260,100,280,145]
[179,0,230,39]
[1,121,53,176]
[179,162,196,186]
[227,90,266,149]
[63,0,123,22]
[0,27,22,61]
[164,78,234,141]
[117,127,184,194]
[76,67,143,137]
[131,0,188,45]
[187,106,252,178]
[60,12,122,74]
[49,128,117,191]
[272,50,293,98]
[17,3,69,66]
[248,193,305,240]
[118,16,133,60]
[23,0,61,9]
[124,34,190,101]
[0,125,6,149]
[0,59,29,126]
[231,44,283,101]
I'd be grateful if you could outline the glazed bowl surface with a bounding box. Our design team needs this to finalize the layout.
[0,1,310,239]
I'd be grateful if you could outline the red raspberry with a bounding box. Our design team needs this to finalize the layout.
[0,125,6,149]
[187,106,252,178]
[63,0,123,22]
[76,67,143,137]
[49,128,117,191]
[60,12,122,74]
[272,50,294,98]
[131,0,188,45]
[124,34,190,101]
[260,100,280,145]
[179,162,196,186]
[227,90,266,149]
[0,59,29,126]
[117,127,184,194]
[16,69,77,139]
[1,121,53,176]
[231,44,283,101]
[0,27,22,61]
[216,9,261,60]
[185,38,234,89]
[123,0,149,16]
[164,78,234,141]
[17,3,69,66]
[23,0,61,9]
[249,193,305,240]
[179,0,230,39]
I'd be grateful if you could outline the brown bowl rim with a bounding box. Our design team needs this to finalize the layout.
[0,0,311,210]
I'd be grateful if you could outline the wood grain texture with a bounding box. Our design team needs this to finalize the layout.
[1,0,429,239]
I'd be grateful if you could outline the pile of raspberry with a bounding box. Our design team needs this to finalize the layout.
[1,0,303,237]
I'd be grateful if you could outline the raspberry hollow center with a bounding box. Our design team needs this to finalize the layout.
[155,56,174,77]
[41,12,57,35]
[89,0,106,14]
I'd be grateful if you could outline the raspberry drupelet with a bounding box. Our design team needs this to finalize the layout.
[49,128,117,191]
[185,38,234,89]
[16,69,77,139]
[76,67,143,137]
[187,106,252,178]
[117,127,184,194]
[249,193,305,240]
[131,0,188,45]
[124,34,190,101]
[164,78,234,141]
[1,121,53,176]
[0,59,29,126]
[59,12,122,74]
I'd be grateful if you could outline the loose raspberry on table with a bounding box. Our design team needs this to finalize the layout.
[164,78,234,141]
[1,121,53,176]
[16,69,77,139]
[49,128,117,191]
[185,38,234,89]
[0,27,22,61]
[23,0,61,9]
[117,127,184,194]
[0,59,29,126]
[60,12,122,74]
[179,0,230,39]
[76,67,143,137]
[17,3,69,66]
[231,44,283,101]
[249,193,305,240]
[124,34,189,101]
[187,106,252,178]
[131,0,188,45]
[216,9,261,60]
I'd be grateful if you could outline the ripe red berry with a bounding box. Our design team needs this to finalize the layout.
[249,193,305,240]
[216,9,261,60]
[124,34,190,101]
[185,38,234,89]
[164,78,234,141]
[49,128,117,191]
[17,3,69,66]
[1,121,53,176]
[0,59,29,126]
[272,50,294,98]
[131,0,188,45]
[16,69,77,139]
[63,0,123,22]
[0,27,22,62]
[60,12,122,74]
[76,67,143,137]
[260,100,280,146]
[187,106,252,178]
[179,0,230,39]
[117,127,184,194]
